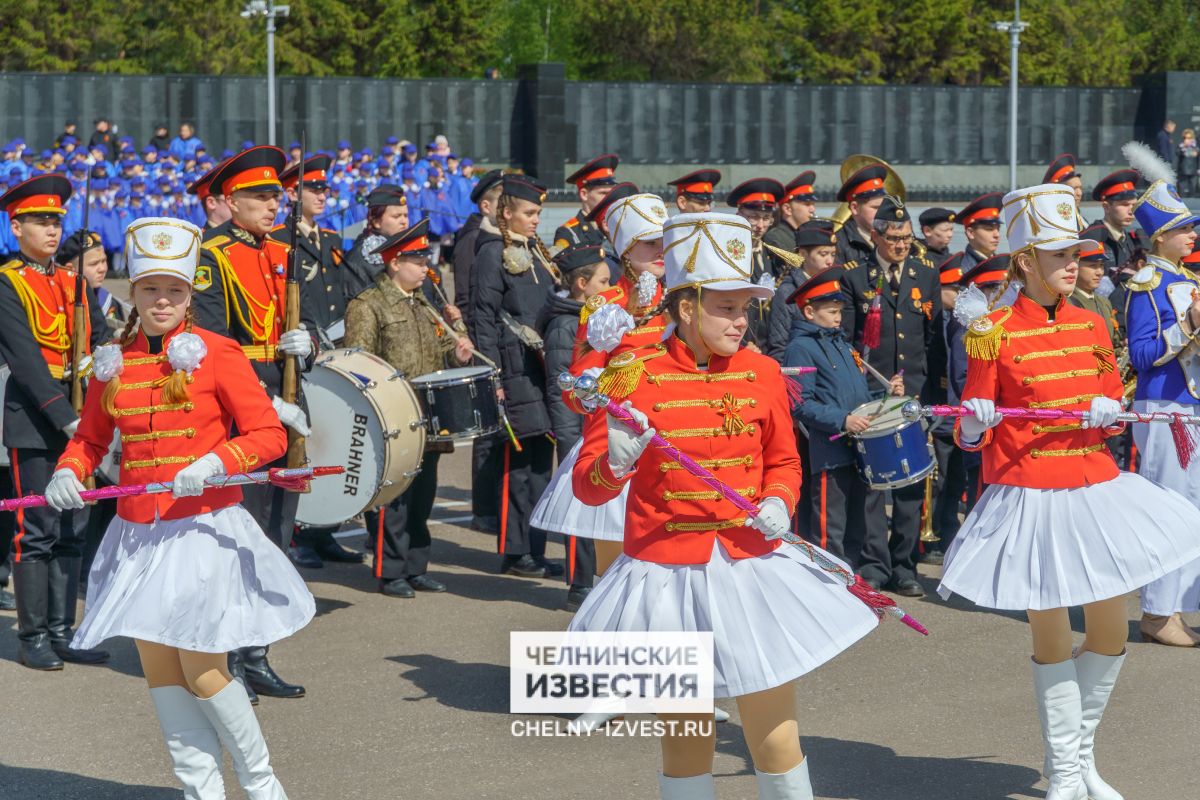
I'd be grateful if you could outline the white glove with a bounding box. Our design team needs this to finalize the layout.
[606,400,655,477]
[272,396,312,436]
[959,398,1002,443]
[1084,396,1122,429]
[172,453,225,498]
[45,468,86,511]
[748,497,792,542]
[62,355,93,381]
[278,325,313,358]
[62,419,80,438]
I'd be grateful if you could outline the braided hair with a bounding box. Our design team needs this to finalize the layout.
[101,304,195,416]
[497,193,555,266]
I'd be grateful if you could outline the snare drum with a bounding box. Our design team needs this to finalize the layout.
[296,349,426,527]
[409,366,501,442]
[850,397,934,489]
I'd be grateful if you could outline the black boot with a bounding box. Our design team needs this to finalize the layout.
[241,646,305,699]
[13,561,63,670]
[229,649,259,705]
[0,587,14,611]
[47,557,108,664]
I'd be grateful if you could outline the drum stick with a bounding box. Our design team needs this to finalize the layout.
[415,299,497,368]
[828,397,911,442]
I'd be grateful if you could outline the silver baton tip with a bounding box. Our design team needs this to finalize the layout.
[900,400,924,422]
[556,372,577,392]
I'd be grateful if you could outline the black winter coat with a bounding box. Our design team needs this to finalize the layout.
[536,292,585,459]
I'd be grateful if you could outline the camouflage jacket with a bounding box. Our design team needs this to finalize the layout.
[344,273,458,379]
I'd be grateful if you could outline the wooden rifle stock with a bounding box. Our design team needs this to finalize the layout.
[282,133,307,471]
[71,174,95,489]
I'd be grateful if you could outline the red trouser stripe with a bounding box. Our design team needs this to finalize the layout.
[10,449,24,562]
[374,509,385,579]
[498,443,511,554]
[567,536,577,583]
[819,470,828,550]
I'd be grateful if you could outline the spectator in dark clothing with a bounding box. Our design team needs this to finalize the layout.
[148,124,171,153]
[89,118,113,150]
[537,243,610,611]
[53,122,77,150]
[1177,128,1199,197]
[1158,119,1177,164]
[452,169,503,318]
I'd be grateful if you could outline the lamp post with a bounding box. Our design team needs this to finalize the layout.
[992,1,1028,192]
[241,1,291,146]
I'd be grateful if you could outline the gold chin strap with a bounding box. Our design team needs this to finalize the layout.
[1020,245,1067,303]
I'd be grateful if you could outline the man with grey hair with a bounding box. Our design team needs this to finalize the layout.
[838,196,940,598]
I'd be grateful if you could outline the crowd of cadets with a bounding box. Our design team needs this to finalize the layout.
[0,144,1189,649]
[0,122,483,261]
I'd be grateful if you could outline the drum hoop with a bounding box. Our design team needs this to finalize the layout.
[410,368,497,389]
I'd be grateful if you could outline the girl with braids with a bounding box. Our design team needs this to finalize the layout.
[470,175,565,578]
[44,218,313,800]
[941,186,1200,800]
[532,193,670,608]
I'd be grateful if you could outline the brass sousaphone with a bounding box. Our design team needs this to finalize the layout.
[830,154,906,233]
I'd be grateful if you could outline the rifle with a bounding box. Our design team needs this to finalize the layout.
[281,133,307,470]
[70,173,94,489]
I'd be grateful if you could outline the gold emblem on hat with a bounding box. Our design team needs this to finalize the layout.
[151,231,172,251]
[651,205,667,220]
[896,209,905,219]
[263,169,270,177]
[726,238,746,260]
[1056,202,1073,221]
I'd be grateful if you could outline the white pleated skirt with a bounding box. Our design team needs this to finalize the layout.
[1133,399,1200,614]
[531,438,627,542]
[568,539,880,698]
[938,472,1200,611]
[73,505,316,653]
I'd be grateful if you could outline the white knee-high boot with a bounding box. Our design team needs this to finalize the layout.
[658,773,716,800]
[755,758,813,800]
[150,686,227,800]
[1032,659,1086,800]
[197,681,288,800]
[1075,651,1125,800]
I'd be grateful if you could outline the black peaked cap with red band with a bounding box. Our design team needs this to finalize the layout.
[209,145,286,198]
[586,181,639,223]
[836,164,888,203]
[1,174,71,217]
[279,154,331,190]
[566,154,619,187]
[727,177,784,210]
[372,218,431,261]
[782,171,817,203]
[787,265,848,307]
[668,169,721,201]
[1091,169,1139,202]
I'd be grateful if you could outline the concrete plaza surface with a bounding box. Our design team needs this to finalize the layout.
[1,448,1198,799]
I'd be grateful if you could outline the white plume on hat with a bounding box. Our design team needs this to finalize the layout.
[607,193,667,257]
[1122,140,1175,185]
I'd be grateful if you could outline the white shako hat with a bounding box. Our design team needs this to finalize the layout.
[1001,183,1087,254]
[124,217,203,283]
[662,212,772,299]
[607,193,667,257]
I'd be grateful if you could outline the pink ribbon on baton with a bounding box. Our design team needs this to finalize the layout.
[560,372,928,636]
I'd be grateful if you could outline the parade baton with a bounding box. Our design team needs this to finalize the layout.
[0,466,345,513]
[779,366,816,376]
[558,372,929,636]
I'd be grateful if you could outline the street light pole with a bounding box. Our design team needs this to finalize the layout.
[242,1,290,146]
[993,1,1028,192]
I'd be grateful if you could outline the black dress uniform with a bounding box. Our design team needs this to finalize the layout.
[728,177,785,348]
[343,185,408,302]
[763,172,816,277]
[470,175,560,576]
[834,165,889,267]
[956,192,1004,274]
[766,222,837,363]
[553,154,618,250]
[1087,169,1144,334]
[0,175,110,670]
[838,197,941,593]
[192,147,313,701]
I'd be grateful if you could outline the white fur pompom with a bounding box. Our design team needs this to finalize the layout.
[636,271,658,306]
[1096,275,1116,299]
[167,332,207,375]
[91,344,124,383]
[953,284,990,328]
[586,303,636,353]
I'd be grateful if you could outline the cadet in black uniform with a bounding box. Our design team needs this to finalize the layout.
[0,175,109,670]
[194,146,316,702]
[553,154,618,250]
[343,185,409,301]
[956,192,1004,271]
[1044,153,1084,204]
[470,175,563,578]
[916,207,956,265]
[1083,169,1143,333]
[837,196,940,597]
[269,154,364,568]
[727,177,784,350]
[834,164,889,266]
[666,168,720,214]
[767,221,839,363]
[763,171,817,276]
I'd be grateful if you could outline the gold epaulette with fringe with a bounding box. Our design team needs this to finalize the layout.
[596,345,667,399]
[964,307,1013,361]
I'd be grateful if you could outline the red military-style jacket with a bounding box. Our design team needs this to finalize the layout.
[573,334,801,565]
[955,291,1123,489]
[58,324,286,523]
[565,274,667,414]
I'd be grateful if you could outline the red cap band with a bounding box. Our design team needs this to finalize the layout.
[576,167,614,186]
[940,268,963,285]
[794,279,841,306]
[1079,241,1105,259]
[738,192,777,206]
[7,193,65,216]
[783,185,814,203]
[1101,181,1135,198]
[221,166,282,196]
[850,177,884,198]
[1050,165,1074,183]
[962,207,1001,227]
[676,181,713,196]
[285,168,327,188]
[967,269,1007,286]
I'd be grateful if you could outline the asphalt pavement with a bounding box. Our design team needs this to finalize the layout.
[1,447,1198,799]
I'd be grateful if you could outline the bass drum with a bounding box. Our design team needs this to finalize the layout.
[296,349,426,527]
